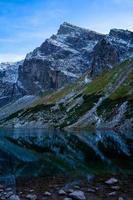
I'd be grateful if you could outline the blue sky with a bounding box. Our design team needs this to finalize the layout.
[0,0,133,62]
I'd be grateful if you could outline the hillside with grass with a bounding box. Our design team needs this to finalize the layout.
[0,59,133,132]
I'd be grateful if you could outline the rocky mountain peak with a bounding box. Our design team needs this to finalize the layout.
[57,22,105,40]
[57,22,84,35]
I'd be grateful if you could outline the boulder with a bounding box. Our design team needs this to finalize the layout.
[69,190,86,200]
[58,189,66,195]
[105,178,118,185]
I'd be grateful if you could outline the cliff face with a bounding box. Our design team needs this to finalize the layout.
[90,29,133,77]
[17,59,73,95]
[90,38,120,77]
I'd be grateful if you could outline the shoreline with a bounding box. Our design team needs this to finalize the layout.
[15,174,133,200]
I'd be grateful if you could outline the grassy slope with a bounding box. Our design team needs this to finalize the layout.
[96,60,133,122]
[60,60,133,128]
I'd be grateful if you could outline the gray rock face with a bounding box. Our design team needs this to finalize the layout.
[107,29,133,60]
[17,58,73,95]
[109,28,133,42]
[90,29,133,77]
[90,38,120,77]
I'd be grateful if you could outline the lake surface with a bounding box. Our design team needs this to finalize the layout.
[0,128,133,178]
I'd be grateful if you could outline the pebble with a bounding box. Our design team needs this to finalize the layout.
[111,185,120,190]
[58,189,66,195]
[108,191,117,196]
[0,184,4,189]
[86,175,95,184]
[5,191,14,198]
[1,196,6,200]
[0,188,4,192]
[74,185,80,189]
[5,188,12,192]
[19,191,23,195]
[118,197,124,200]
[69,190,86,200]
[68,189,74,193]
[44,191,52,196]
[95,187,99,191]
[26,194,37,200]
[105,178,118,185]
[29,190,35,193]
[9,195,20,200]
[87,188,95,193]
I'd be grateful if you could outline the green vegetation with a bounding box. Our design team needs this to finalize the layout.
[110,71,133,100]
[97,97,127,120]
[84,60,132,95]
[22,104,54,115]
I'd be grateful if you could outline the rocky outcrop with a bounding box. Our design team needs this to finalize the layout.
[90,39,120,77]
[17,59,74,95]
[89,28,133,77]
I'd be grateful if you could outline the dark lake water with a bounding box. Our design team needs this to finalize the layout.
[0,128,133,179]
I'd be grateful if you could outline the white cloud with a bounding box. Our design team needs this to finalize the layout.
[0,53,25,63]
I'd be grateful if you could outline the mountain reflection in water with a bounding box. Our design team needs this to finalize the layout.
[0,128,133,177]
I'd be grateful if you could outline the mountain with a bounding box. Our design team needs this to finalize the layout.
[0,23,133,108]
[0,59,132,132]
[16,24,133,96]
